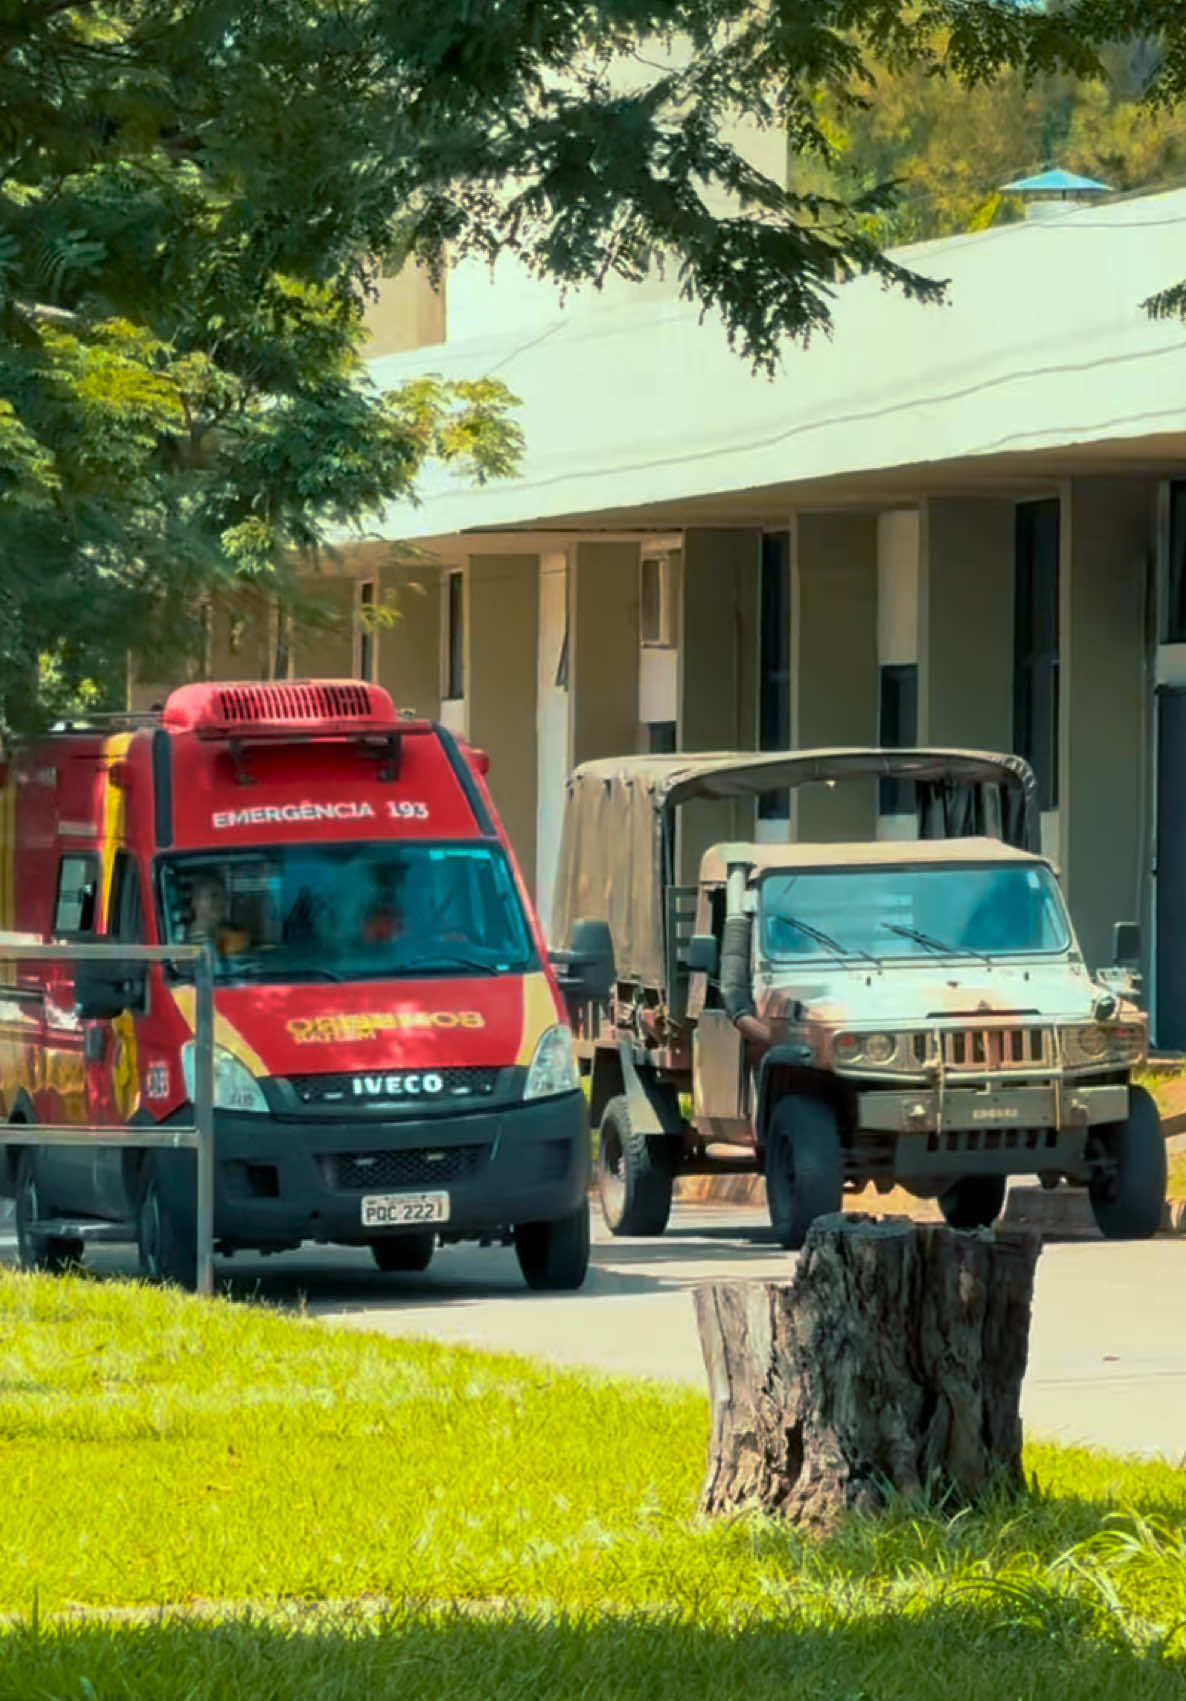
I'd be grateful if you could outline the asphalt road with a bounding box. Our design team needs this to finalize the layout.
[4,1206,1185,1462]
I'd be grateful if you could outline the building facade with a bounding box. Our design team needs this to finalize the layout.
[169,185,1186,1048]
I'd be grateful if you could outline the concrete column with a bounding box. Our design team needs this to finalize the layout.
[678,528,760,880]
[919,498,1015,748]
[377,563,441,720]
[468,553,540,887]
[569,540,640,767]
[877,510,921,841]
[536,551,571,933]
[791,512,878,841]
[1059,479,1154,971]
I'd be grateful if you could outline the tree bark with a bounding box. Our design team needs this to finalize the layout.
[694,1215,1041,1532]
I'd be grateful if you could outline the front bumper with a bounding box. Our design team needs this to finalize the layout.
[856,1080,1129,1182]
[858,1081,1129,1136]
[153,1090,590,1251]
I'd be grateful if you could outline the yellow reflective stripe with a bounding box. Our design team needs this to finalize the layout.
[99,732,134,918]
[515,971,558,1067]
[170,985,269,1079]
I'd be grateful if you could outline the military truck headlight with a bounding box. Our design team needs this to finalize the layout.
[523,1025,581,1100]
[863,1032,896,1065]
[1060,1024,1145,1068]
[182,1042,269,1113]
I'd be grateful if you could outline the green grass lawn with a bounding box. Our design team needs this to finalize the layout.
[2,1273,1186,1698]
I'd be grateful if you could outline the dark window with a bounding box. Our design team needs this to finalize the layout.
[446,570,465,700]
[647,721,677,754]
[54,853,99,935]
[758,532,791,820]
[640,556,671,646]
[108,851,145,942]
[357,581,376,682]
[1014,499,1060,812]
[1166,481,1186,644]
[878,664,918,815]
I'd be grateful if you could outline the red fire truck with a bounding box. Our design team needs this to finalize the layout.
[0,680,590,1290]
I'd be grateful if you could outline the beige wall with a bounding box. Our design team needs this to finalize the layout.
[679,528,760,880]
[363,263,446,358]
[792,512,879,841]
[468,553,540,885]
[290,575,356,677]
[569,540,640,767]
[920,498,1015,748]
[1060,478,1154,970]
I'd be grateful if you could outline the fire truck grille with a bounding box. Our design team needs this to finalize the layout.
[321,1144,489,1191]
[215,681,375,724]
[288,1067,502,1107]
[940,1027,1052,1069]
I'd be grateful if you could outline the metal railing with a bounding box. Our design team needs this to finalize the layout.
[0,941,215,1294]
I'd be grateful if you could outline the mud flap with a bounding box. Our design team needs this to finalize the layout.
[618,1040,682,1136]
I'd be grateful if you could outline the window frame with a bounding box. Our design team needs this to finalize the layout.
[53,851,100,938]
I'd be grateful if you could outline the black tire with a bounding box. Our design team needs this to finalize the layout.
[596,1093,674,1236]
[939,1174,1008,1230]
[1089,1083,1167,1241]
[13,1151,83,1275]
[136,1160,198,1289]
[765,1096,844,1251]
[370,1233,435,1273]
[514,1200,591,1292]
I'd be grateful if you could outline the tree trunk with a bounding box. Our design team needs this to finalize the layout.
[694,1216,1041,1532]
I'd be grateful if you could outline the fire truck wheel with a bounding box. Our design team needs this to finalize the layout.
[370,1233,435,1273]
[514,1199,590,1291]
[765,1096,844,1251]
[136,1162,198,1290]
[596,1094,674,1236]
[13,1152,83,1275]
[938,1175,1008,1230]
[1088,1084,1167,1241]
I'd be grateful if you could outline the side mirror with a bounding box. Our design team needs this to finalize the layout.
[74,960,148,1023]
[1113,920,1142,970]
[549,918,614,1005]
[685,933,719,976]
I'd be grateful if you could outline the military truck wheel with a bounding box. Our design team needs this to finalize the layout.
[765,1096,844,1251]
[136,1161,198,1289]
[1088,1084,1167,1241]
[514,1200,590,1291]
[370,1233,435,1273]
[597,1094,674,1236]
[939,1174,1007,1230]
[14,1151,83,1274]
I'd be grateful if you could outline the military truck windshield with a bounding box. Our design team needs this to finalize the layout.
[159,841,536,982]
[760,862,1070,963]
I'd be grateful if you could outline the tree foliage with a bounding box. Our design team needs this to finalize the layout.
[792,30,1186,246]
[0,0,1159,728]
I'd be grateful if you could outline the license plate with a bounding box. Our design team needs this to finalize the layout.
[361,1191,450,1228]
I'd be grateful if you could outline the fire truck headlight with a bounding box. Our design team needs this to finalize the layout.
[182,1043,269,1114]
[523,1025,581,1101]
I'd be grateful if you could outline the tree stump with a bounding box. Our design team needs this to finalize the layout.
[694,1215,1041,1532]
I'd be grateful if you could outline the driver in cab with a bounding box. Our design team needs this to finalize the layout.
[187,875,250,958]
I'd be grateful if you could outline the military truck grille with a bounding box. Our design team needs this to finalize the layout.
[289,1068,501,1107]
[940,1027,1051,1070]
[320,1144,488,1191]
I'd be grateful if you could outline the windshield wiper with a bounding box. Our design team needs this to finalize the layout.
[775,917,879,966]
[399,950,509,975]
[234,963,345,982]
[880,922,991,968]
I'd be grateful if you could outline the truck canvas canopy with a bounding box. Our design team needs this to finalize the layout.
[550,748,1039,991]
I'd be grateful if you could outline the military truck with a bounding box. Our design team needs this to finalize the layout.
[549,748,1164,1247]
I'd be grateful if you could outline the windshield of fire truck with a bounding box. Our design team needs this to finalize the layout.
[159,842,536,981]
[760,861,1071,964]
